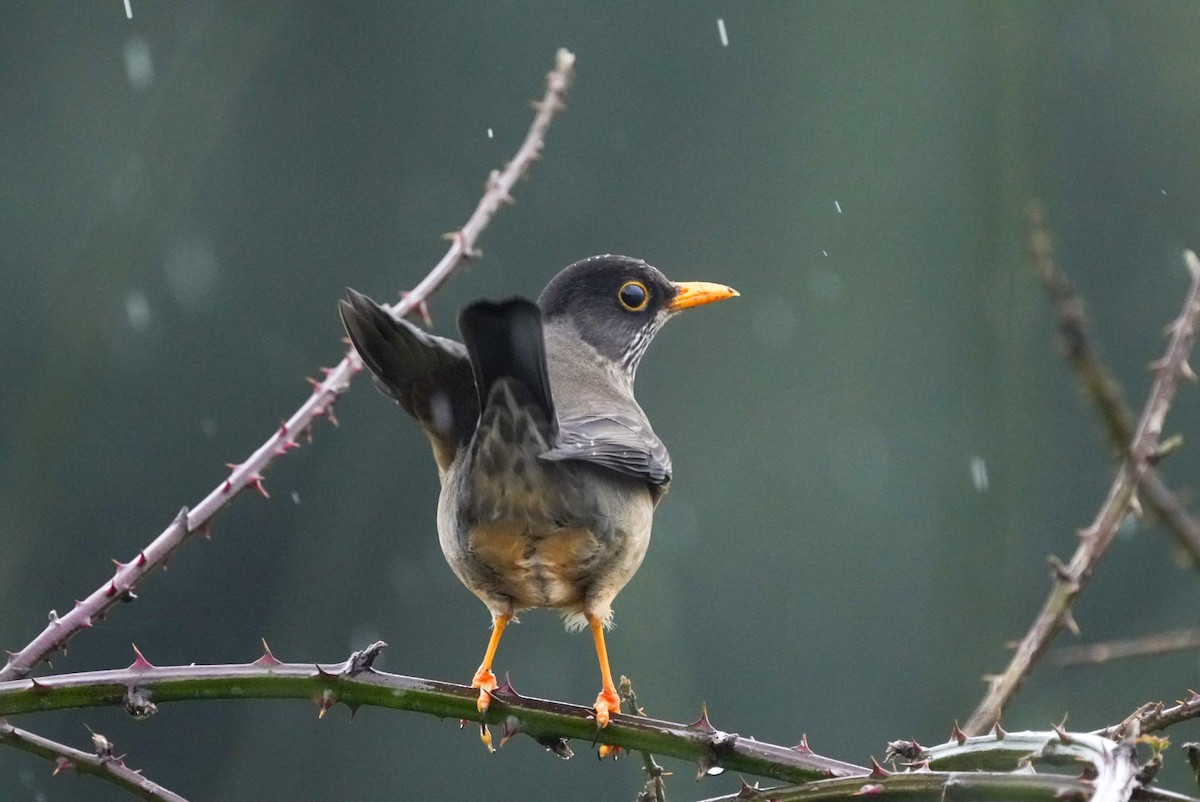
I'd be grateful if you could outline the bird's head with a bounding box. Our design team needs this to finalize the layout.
[537,254,738,377]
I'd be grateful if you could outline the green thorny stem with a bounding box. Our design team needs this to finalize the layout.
[0,645,865,784]
[4,647,1195,802]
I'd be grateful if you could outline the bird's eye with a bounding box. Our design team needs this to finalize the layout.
[618,280,649,311]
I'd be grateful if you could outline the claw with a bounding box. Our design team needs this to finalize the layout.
[594,686,621,729]
[473,668,498,714]
[479,723,495,753]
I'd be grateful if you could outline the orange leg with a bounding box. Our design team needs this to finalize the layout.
[588,614,621,728]
[471,613,510,715]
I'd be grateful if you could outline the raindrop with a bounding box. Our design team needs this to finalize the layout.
[163,231,219,310]
[487,127,494,139]
[969,456,989,491]
[716,18,728,47]
[123,36,154,91]
[290,491,301,505]
[125,289,151,331]
[834,200,842,214]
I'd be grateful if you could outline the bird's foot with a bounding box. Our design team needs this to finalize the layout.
[593,686,621,728]
[472,668,499,714]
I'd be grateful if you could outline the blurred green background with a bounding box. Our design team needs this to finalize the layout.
[2,3,1198,800]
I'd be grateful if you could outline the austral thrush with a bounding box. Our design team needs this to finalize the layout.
[339,255,737,733]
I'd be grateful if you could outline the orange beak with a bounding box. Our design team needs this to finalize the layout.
[668,281,740,312]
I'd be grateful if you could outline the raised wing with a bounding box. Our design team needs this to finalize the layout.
[339,289,477,473]
[540,413,672,486]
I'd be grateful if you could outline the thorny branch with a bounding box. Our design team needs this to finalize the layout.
[0,48,577,685]
[1026,201,1200,566]
[0,719,189,802]
[964,250,1200,735]
[0,647,868,785]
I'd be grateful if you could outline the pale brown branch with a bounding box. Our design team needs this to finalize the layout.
[1052,629,1200,667]
[1026,201,1200,567]
[0,48,576,684]
[964,250,1200,735]
[0,719,189,802]
[1096,690,1200,739]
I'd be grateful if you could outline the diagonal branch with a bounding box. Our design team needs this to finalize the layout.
[964,250,1200,735]
[0,651,867,784]
[0,719,189,802]
[1026,201,1200,567]
[0,48,577,684]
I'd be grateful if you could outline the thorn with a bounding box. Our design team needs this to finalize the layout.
[951,721,968,746]
[135,551,147,567]
[105,581,119,597]
[29,678,52,695]
[325,406,339,427]
[52,756,74,776]
[345,701,361,721]
[198,523,210,541]
[248,475,270,499]
[399,290,433,326]
[254,638,282,667]
[490,672,523,701]
[689,702,717,734]
[1128,492,1144,518]
[442,230,480,260]
[277,440,301,454]
[792,733,811,752]
[306,376,322,390]
[736,778,763,800]
[1061,609,1081,637]
[128,644,154,671]
[85,725,116,760]
[499,715,520,749]
[315,663,336,681]
[868,756,891,779]
[1047,555,1072,581]
[1150,357,1169,374]
[1149,434,1185,464]
[991,721,1008,740]
[278,422,288,437]
[316,688,336,719]
[1053,715,1074,744]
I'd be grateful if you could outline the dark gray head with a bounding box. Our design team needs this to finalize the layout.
[537,254,738,377]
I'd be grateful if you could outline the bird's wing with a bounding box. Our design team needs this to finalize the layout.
[339,289,477,473]
[541,413,672,486]
[458,298,555,427]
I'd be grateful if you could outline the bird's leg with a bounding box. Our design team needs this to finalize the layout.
[587,614,621,728]
[471,612,510,715]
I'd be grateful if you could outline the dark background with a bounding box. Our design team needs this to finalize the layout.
[1,3,1198,800]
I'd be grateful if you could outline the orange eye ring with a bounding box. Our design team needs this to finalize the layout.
[618,280,649,311]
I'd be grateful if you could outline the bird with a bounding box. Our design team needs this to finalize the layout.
[339,254,738,738]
